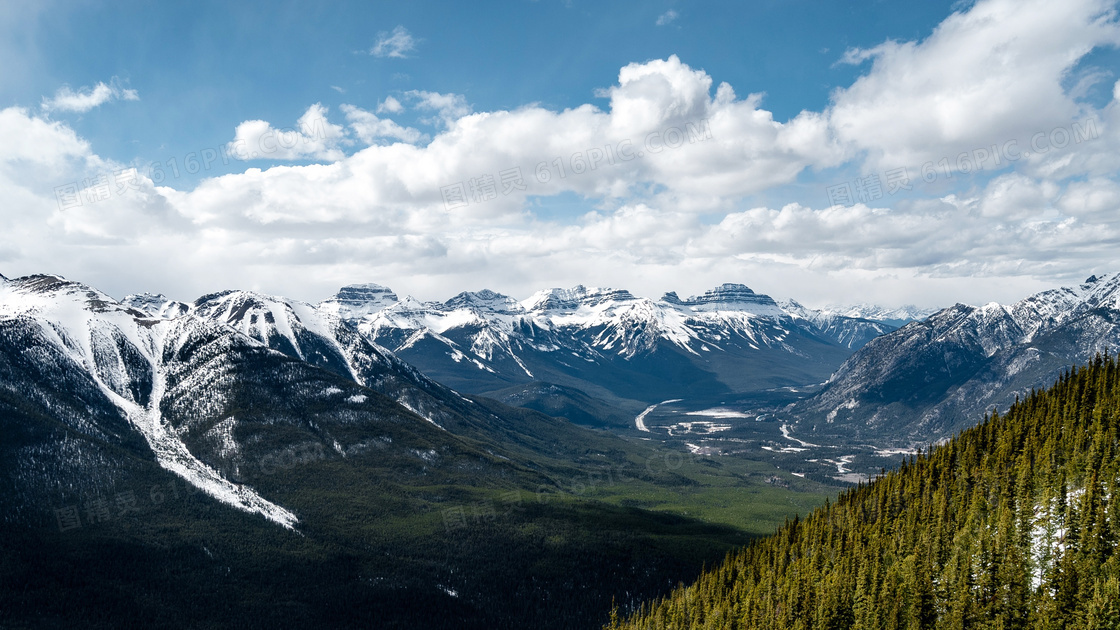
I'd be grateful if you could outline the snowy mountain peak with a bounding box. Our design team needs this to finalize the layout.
[673,283,778,312]
[1076,272,1120,292]
[656,283,787,318]
[395,295,430,310]
[808,303,938,325]
[522,286,638,312]
[1081,272,1120,307]
[191,290,339,364]
[319,283,400,319]
[660,291,684,305]
[692,283,757,299]
[0,277,300,528]
[443,290,523,314]
[0,274,139,320]
[775,298,813,318]
[799,271,1120,444]
[122,292,191,319]
[122,292,169,312]
[999,272,1120,337]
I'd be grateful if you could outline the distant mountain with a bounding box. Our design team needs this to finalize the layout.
[826,303,937,327]
[790,273,1120,446]
[329,282,899,409]
[778,299,914,349]
[611,355,1120,629]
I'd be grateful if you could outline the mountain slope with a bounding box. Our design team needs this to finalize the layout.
[790,274,1120,446]
[0,274,299,527]
[611,354,1120,629]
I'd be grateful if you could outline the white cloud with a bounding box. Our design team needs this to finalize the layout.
[227,103,348,161]
[42,78,139,113]
[371,25,417,59]
[1057,177,1120,220]
[405,90,472,128]
[377,96,404,114]
[656,10,678,26]
[828,0,1120,173]
[341,104,425,145]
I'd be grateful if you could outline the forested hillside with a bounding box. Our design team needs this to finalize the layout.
[610,354,1120,629]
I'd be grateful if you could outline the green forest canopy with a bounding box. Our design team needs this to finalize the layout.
[610,354,1120,630]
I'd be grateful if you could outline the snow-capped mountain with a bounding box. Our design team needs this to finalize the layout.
[778,299,904,349]
[318,283,400,320]
[0,275,300,527]
[124,286,568,439]
[791,273,1120,445]
[121,292,191,318]
[0,274,542,531]
[329,282,899,407]
[821,303,937,326]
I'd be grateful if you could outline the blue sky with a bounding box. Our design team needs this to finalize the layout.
[2,0,1120,307]
[6,0,961,182]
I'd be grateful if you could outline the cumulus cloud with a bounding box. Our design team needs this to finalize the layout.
[371,25,417,59]
[377,96,404,114]
[42,78,139,113]
[405,90,472,128]
[341,104,424,145]
[0,106,189,284]
[828,0,1120,173]
[227,103,348,161]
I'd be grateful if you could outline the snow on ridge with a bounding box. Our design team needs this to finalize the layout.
[129,335,298,529]
[947,272,1120,344]
[784,300,938,324]
[321,280,910,362]
[121,293,192,319]
[193,291,309,359]
[2,280,300,529]
[192,290,362,382]
[346,281,819,360]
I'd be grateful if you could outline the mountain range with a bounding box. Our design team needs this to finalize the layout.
[317,282,910,418]
[787,273,1120,447]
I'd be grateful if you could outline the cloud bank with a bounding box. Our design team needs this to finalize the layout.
[3,0,1120,309]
